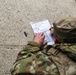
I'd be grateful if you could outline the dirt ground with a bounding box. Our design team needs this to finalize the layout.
[0,0,76,75]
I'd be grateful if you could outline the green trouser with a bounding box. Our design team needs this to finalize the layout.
[11,41,76,75]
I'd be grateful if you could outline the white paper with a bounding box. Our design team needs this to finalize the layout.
[30,20,54,45]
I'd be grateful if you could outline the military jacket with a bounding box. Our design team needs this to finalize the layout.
[11,41,76,75]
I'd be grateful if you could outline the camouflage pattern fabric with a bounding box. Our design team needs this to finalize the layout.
[53,18,76,43]
[53,43,76,61]
[11,41,76,75]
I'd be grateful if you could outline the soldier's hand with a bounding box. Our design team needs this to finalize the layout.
[33,32,45,46]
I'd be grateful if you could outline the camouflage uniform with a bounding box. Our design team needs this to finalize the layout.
[11,18,76,75]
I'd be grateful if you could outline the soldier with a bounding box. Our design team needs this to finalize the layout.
[11,18,76,75]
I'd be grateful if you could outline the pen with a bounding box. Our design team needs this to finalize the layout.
[24,31,27,37]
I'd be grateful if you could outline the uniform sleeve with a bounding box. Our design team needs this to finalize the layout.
[11,41,41,75]
[15,41,41,61]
